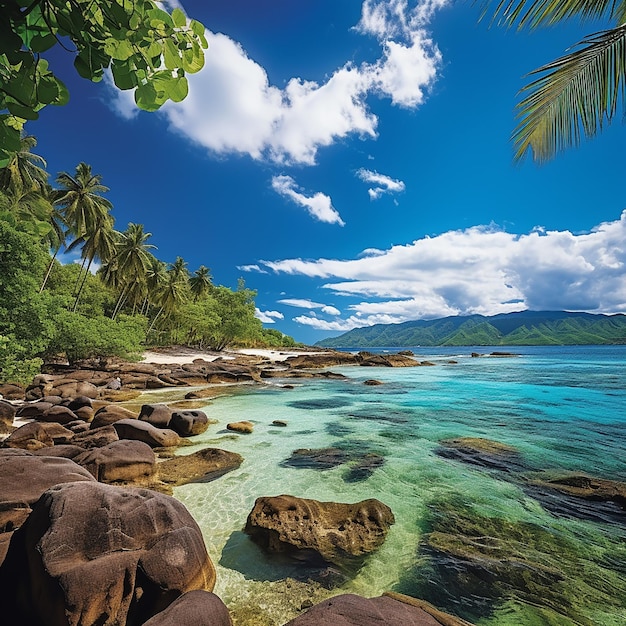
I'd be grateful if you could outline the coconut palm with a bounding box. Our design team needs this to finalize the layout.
[483,0,626,162]
[39,203,68,292]
[110,223,156,318]
[0,135,48,196]
[147,258,189,337]
[189,265,213,301]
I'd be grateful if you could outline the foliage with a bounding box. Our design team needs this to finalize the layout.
[482,0,626,161]
[0,0,208,166]
[46,311,146,364]
[315,310,626,347]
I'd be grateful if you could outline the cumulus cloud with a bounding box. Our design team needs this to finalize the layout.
[107,1,445,164]
[238,264,268,274]
[260,212,626,331]
[278,298,329,309]
[356,168,406,200]
[254,308,284,323]
[271,175,344,225]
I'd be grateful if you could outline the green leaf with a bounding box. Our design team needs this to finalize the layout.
[172,7,187,28]
[134,82,160,111]
[181,42,204,73]
[190,20,205,37]
[163,39,180,70]
[6,101,39,120]
[30,33,57,53]
[104,38,134,61]
[168,76,188,102]
[111,62,137,90]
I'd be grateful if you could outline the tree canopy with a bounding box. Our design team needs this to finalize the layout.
[0,0,208,167]
[483,0,626,162]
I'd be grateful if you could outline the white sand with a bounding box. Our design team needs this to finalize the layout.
[140,347,327,366]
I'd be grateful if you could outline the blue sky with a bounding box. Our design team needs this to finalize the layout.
[31,0,625,344]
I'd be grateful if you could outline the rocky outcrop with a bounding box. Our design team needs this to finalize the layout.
[227,420,254,434]
[170,410,210,436]
[112,418,181,448]
[0,481,216,625]
[284,593,474,626]
[142,590,233,626]
[244,495,394,567]
[435,437,530,473]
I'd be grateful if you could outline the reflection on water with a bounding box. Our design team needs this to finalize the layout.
[153,346,626,625]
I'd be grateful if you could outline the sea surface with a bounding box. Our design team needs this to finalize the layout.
[161,345,626,625]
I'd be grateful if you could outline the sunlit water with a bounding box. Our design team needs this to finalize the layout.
[152,346,626,625]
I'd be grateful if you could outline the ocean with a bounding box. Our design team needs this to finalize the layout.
[166,345,626,625]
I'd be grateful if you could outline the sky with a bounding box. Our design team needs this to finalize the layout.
[30,0,625,345]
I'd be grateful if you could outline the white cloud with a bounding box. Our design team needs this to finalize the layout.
[255,308,284,323]
[278,298,327,309]
[107,1,445,165]
[271,175,344,225]
[261,212,626,330]
[322,305,341,316]
[356,168,406,200]
[238,264,268,274]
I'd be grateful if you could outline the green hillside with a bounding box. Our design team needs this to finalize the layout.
[315,311,626,348]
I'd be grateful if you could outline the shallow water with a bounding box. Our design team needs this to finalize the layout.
[167,346,626,625]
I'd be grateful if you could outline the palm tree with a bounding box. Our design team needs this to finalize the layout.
[147,258,189,337]
[39,202,68,292]
[110,223,156,318]
[55,162,113,242]
[484,0,626,162]
[0,135,48,196]
[189,265,212,300]
[54,163,115,308]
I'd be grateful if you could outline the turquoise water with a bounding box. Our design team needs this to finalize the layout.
[167,346,626,625]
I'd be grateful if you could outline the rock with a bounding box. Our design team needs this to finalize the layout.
[0,383,25,400]
[139,403,175,428]
[364,379,384,386]
[15,401,54,419]
[52,380,99,399]
[0,449,96,533]
[113,418,181,448]
[156,448,243,488]
[91,404,138,428]
[435,437,529,473]
[283,447,351,470]
[343,453,385,483]
[74,439,157,483]
[170,410,210,437]
[3,421,56,450]
[0,481,216,625]
[98,388,142,402]
[184,388,225,400]
[66,395,93,411]
[227,421,254,434]
[40,404,80,424]
[142,590,232,626]
[32,444,85,460]
[72,424,120,449]
[244,495,395,567]
[0,400,16,433]
[272,420,288,427]
[283,593,474,626]
[73,405,94,421]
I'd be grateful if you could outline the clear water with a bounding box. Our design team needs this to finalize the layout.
[164,346,626,625]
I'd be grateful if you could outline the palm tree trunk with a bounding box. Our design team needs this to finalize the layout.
[39,247,60,293]
[112,283,130,320]
[72,257,93,312]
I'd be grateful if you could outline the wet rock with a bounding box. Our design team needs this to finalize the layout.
[272,420,288,427]
[0,481,216,625]
[156,448,243,488]
[227,421,254,434]
[364,379,384,386]
[283,447,351,470]
[244,495,394,567]
[343,453,386,483]
[435,437,529,473]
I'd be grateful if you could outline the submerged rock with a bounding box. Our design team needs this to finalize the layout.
[244,495,394,568]
[156,447,243,488]
[435,437,530,473]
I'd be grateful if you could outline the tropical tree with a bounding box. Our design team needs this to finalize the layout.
[110,223,156,318]
[483,0,626,162]
[189,265,213,301]
[147,258,189,339]
[0,1,207,166]
[39,201,67,292]
[0,135,48,195]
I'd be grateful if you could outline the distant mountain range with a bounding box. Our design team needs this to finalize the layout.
[314,311,626,348]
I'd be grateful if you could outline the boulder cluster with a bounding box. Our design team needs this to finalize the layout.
[0,351,475,625]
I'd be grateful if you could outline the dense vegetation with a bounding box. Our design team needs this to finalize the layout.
[0,135,298,383]
[315,311,626,348]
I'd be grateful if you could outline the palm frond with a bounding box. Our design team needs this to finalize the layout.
[480,0,622,29]
[513,24,626,162]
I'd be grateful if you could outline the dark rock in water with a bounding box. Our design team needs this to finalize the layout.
[283,592,474,626]
[364,379,384,386]
[435,437,530,473]
[398,498,598,624]
[170,410,210,436]
[522,473,626,524]
[282,447,351,470]
[0,481,216,626]
[288,397,352,410]
[343,453,386,483]
[156,447,243,488]
[244,494,394,568]
[226,420,254,434]
[272,419,288,427]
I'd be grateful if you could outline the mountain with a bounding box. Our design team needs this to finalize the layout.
[314,311,626,348]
